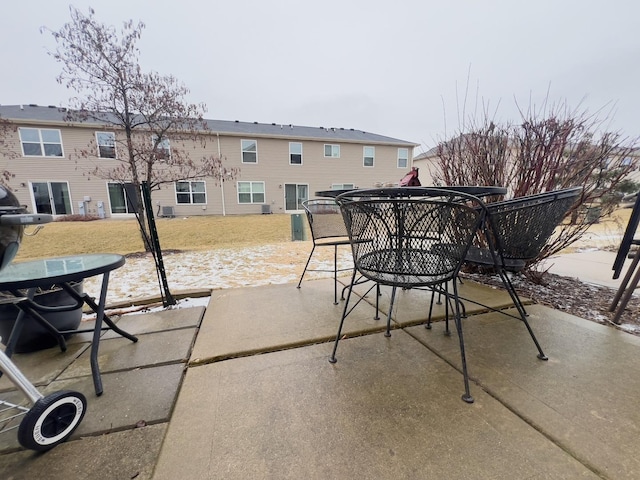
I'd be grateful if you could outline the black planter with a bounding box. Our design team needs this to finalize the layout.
[0,281,84,353]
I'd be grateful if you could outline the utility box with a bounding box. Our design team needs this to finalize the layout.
[291,214,307,241]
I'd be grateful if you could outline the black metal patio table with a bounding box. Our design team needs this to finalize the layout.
[315,185,507,199]
[0,253,137,396]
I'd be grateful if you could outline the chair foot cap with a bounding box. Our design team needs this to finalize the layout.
[329,357,337,364]
[537,353,549,361]
[384,332,391,338]
[425,324,432,330]
[462,394,474,404]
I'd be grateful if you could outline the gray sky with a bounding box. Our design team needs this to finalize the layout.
[1,0,639,152]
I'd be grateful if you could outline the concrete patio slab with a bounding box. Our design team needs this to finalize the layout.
[0,306,203,462]
[191,278,521,365]
[0,342,89,392]
[406,304,640,479]
[101,305,205,339]
[0,422,167,480]
[155,331,598,480]
[57,328,197,379]
[190,278,384,364]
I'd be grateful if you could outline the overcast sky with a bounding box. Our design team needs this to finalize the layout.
[1,0,639,152]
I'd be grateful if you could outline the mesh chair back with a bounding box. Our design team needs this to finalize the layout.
[303,199,349,242]
[486,187,582,264]
[338,197,482,288]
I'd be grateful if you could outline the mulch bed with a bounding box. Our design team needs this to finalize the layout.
[462,271,640,335]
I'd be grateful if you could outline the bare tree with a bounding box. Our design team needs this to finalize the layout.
[435,101,640,272]
[0,117,17,187]
[42,6,237,249]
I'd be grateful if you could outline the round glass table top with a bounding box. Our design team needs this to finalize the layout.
[0,253,125,290]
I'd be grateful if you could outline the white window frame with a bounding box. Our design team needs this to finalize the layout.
[331,183,355,190]
[19,127,64,157]
[363,146,375,167]
[324,144,340,158]
[237,181,265,204]
[175,180,207,204]
[397,148,408,168]
[289,142,303,165]
[30,180,72,215]
[96,132,116,159]
[284,183,308,212]
[152,134,171,160]
[241,139,258,163]
[107,182,137,215]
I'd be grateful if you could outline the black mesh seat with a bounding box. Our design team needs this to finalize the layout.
[459,186,583,360]
[330,188,485,403]
[297,199,353,304]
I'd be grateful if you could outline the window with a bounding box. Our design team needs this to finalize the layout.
[363,146,375,167]
[241,139,257,163]
[237,181,265,204]
[19,128,63,157]
[152,135,171,160]
[31,181,72,214]
[397,148,408,168]
[324,144,340,158]
[289,142,303,165]
[176,180,206,204]
[96,132,116,158]
[331,183,355,190]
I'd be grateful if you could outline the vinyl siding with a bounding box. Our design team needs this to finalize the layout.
[1,112,416,217]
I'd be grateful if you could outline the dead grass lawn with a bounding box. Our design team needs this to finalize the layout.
[16,214,298,260]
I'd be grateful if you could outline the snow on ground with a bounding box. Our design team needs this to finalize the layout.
[82,242,354,306]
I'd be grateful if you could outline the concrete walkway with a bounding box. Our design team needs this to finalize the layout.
[2,275,640,479]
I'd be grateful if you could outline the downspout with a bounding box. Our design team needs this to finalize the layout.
[217,132,226,216]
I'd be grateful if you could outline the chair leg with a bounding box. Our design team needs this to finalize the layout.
[444,282,451,336]
[329,270,358,363]
[297,245,316,289]
[452,280,474,404]
[426,288,435,329]
[333,245,339,305]
[498,270,548,361]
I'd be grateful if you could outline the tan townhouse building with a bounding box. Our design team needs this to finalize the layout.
[0,104,417,218]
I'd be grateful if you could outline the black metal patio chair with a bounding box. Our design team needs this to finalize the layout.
[297,199,353,304]
[330,188,485,403]
[443,186,583,360]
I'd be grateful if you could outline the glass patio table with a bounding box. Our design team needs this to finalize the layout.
[0,253,137,396]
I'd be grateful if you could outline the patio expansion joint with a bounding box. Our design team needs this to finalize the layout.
[401,319,609,480]
[479,384,610,480]
[187,328,399,369]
